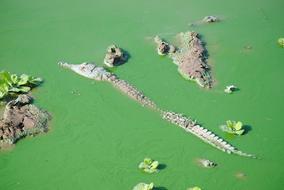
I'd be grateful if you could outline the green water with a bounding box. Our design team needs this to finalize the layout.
[1,0,284,189]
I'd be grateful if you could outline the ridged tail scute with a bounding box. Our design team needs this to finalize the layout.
[162,111,255,158]
[110,79,157,110]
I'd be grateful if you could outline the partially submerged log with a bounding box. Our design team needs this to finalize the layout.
[154,32,213,88]
[0,95,50,148]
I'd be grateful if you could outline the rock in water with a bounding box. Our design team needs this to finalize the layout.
[203,16,219,23]
[197,158,217,168]
[0,95,50,147]
[103,44,128,67]
[154,31,213,88]
[224,85,238,94]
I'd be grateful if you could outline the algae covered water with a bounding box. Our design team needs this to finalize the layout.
[0,0,284,189]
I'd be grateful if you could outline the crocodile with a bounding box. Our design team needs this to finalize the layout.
[58,62,255,158]
[58,62,157,110]
[154,31,213,88]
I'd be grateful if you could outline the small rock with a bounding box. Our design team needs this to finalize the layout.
[203,16,219,23]
[103,44,127,67]
[197,158,217,168]
[224,85,238,94]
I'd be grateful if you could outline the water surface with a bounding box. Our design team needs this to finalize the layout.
[0,0,284,189]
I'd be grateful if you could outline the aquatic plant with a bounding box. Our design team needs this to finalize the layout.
[278,38,284,47]
[220,120,245,135]
[132,182,154,190]
[0,71,42,99]
[138,158,159,173]
[187,186,202,190]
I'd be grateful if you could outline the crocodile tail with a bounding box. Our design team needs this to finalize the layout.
[162,111,256,158]
[188,124,256,158]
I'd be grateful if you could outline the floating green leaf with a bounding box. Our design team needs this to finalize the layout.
[133,182,154,190]
[278,38,284,47]
[0,71,42,100]
[220,120,245,135]
[187,187,202,190]
[138,158,159,174]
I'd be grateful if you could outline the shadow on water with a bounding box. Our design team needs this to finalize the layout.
[157,163,167,170]
[154,187,168,190]
[115,48,131,67]
[243,125,252,135]
[198,34,209,60]
[103,48,131,71]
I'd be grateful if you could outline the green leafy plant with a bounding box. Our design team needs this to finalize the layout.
[0,71,42,99]
[220,120,245,135]
[278,38,284,47]
[187,186,202,190]
[138,158,159,174]
[133,182,154,190]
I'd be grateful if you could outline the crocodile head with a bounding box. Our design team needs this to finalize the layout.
[58,61,110,81]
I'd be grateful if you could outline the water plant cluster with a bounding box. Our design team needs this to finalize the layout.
[278,38,284,47]
[133,182,154,190]
[138,158,159,174]
[134,158,201,190]
[220,120,245,135]
[0,71,42,99]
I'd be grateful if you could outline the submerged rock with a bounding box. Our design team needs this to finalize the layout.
[235,172,246,180]
[0,95,50,148]
[154,31,213,88]
[203,16,219,23]
[103,44,128,67]
[196,158,217,168]
[224,85,238,94]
